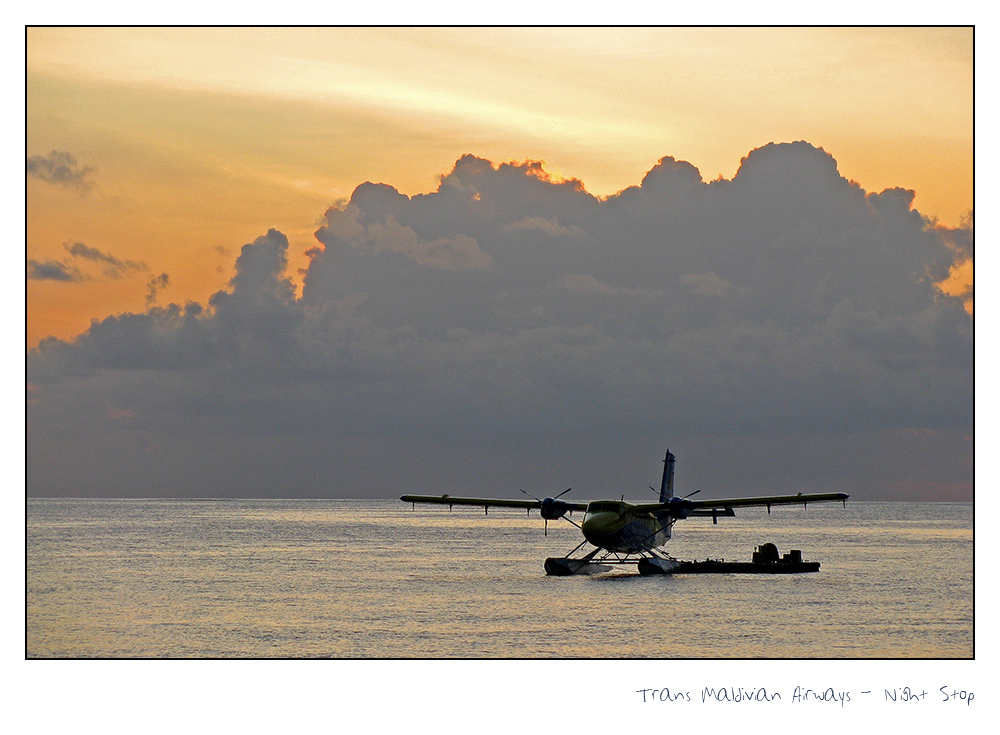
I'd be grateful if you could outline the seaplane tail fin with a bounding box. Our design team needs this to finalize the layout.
[659,451,676,503]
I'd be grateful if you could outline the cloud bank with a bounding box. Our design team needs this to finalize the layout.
[27,142,973,499]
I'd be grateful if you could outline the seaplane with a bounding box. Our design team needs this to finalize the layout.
[401,451,849,575]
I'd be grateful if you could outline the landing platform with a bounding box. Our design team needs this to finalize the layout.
[642,543,821,575]
[671,559,820,574]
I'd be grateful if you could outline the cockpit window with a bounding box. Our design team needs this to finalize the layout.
[587,501,624,514]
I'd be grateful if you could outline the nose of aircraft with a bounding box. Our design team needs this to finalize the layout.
[582,511,621,543]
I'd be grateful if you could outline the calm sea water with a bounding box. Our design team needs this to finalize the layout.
[26,498,972,658]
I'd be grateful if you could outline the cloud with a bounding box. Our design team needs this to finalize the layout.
[145,273,170,307]
[27,143,973,500]
[554,274,622,296]
[65,242,147,278]
[680,271,733,297]
[321,199,494,272]
[26,242,147,283]
[27,259,85,282]
[505,216,583,237]
[26,150,95,193]
[933,212,974,309]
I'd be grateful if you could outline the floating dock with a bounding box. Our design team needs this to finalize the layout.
[640,543,820,575]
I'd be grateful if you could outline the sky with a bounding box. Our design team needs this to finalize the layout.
[25,27,974,500]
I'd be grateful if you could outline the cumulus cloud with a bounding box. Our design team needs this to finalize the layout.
[680,271,733,297]
[353,211,492,271]
[505,216,583,237]
[27,143,973,500]
[26,150,95,193]
[934,211,974,307]
[554,274,623,296]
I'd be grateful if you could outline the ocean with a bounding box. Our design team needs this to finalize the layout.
[26,498,972,659]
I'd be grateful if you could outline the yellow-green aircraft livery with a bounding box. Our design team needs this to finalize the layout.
[401,451,848,575]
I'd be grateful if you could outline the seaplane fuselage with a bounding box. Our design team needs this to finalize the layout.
[580,501,667,553]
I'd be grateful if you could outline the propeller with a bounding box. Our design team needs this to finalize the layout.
[650,486,700,498]
[661,489,702,519]
[520,488,573,536]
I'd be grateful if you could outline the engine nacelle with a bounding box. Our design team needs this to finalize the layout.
[666,496,694,519]
[540,497,571,520]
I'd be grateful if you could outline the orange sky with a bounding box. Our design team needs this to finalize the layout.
[26,27,973,347]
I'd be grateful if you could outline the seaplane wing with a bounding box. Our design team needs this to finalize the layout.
[688,492,849,508]
[632,491,849,516]
[400,494,589,513]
